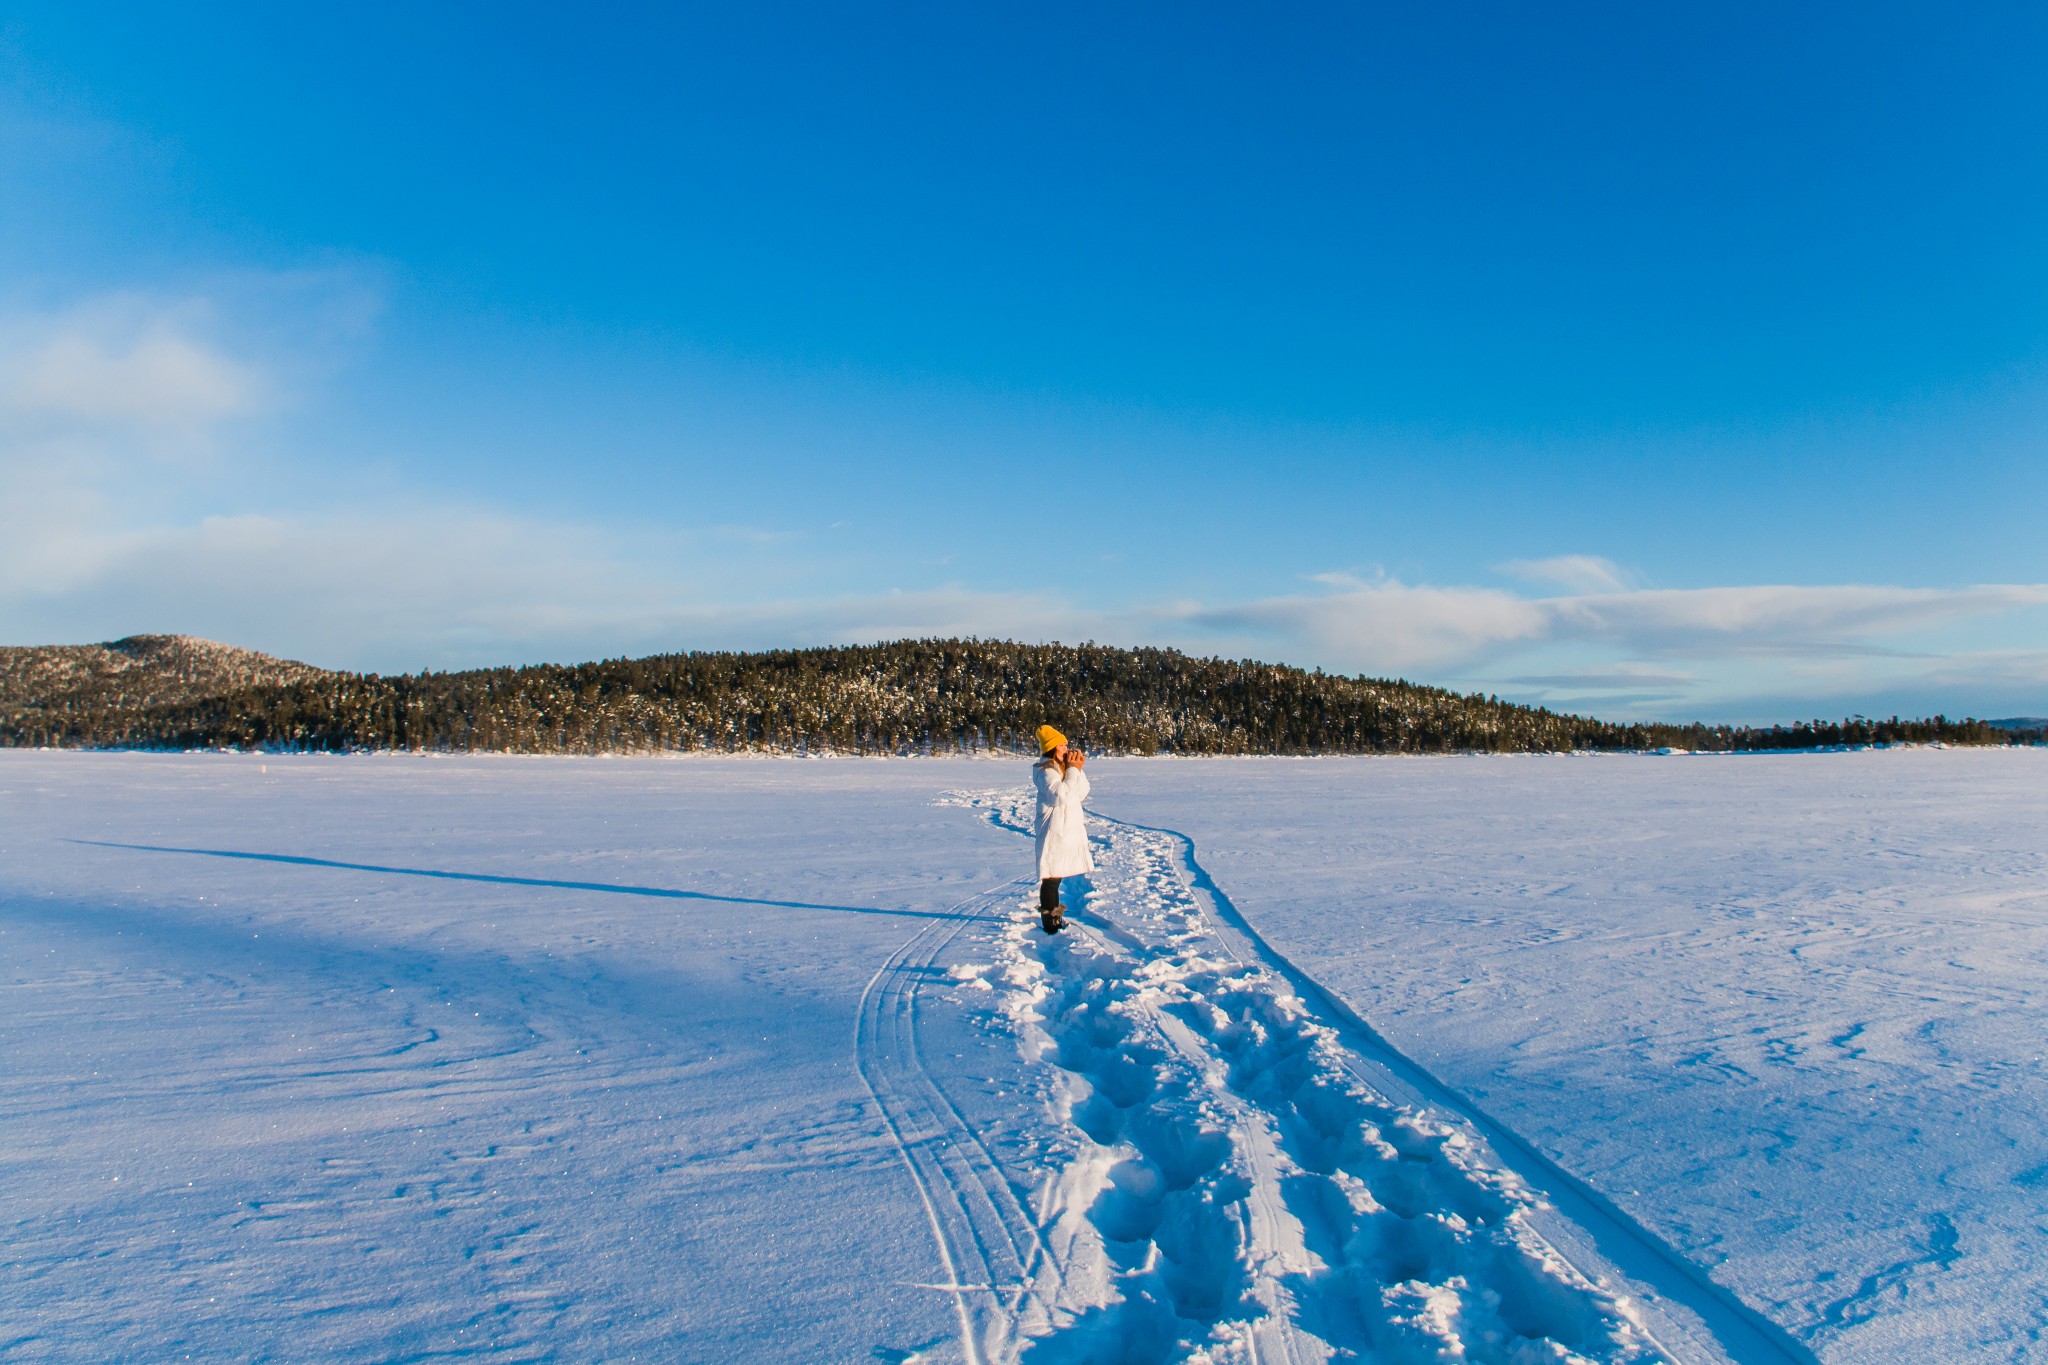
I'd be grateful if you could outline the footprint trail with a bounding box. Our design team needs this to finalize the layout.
[928,789,1707,1364]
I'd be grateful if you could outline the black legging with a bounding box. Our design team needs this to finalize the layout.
[1039,877,1061,912]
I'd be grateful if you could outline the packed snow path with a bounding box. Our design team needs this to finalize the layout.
[880,790,1807,1364]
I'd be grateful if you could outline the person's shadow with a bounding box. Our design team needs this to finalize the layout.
[68,840,966,921]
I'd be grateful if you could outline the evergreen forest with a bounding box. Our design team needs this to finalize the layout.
[2,635,2035,756]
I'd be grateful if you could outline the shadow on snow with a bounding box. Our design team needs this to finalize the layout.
[67,840,965,921]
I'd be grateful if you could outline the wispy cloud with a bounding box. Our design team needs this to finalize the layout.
[1186,574,1549,671]
[3,286,2041,718]
[0,499,1112,672]
[1498,554,1632,594]
[52,529,1109,672]
[10,460,2047,707]
[1195,576,2048,675]
[0,296,260,432]
[0,278,385,589]
[1506,665,1696,692]
[1547,584,2048,652]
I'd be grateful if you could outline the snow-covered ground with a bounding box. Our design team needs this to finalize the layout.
[1098,749,2048,1364]
[2,749,2042,1362]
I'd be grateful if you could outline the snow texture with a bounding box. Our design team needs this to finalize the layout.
[1098,748,2048,1365]
[3,749,2041,1361]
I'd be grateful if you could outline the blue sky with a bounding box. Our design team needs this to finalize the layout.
[2,3,2044,722]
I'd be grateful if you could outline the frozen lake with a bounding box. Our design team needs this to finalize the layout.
[3,749,2042,1362]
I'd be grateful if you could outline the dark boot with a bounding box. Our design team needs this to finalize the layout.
[1039,877,1063,933]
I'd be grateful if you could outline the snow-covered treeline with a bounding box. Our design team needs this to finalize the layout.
[3,635,2030,755]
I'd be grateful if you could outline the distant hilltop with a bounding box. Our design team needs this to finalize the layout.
[0,635,2037,755]
[0,635,331,718]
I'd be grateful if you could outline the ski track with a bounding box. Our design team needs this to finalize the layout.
[893,790,1702,1365]
[856,876,1066,1365]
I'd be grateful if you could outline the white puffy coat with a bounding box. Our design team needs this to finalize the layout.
[1032,759,1095,880]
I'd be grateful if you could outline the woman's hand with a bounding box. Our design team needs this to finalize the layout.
[1067,748,1086,768]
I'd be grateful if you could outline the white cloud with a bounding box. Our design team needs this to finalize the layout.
[1498,554,1632,594]
[0,297,260,430]
[1547,583,2048,652]
[1185,574,1548,672]
[11,480,2047,712]
[1859,648,2048,705]
[1,287,2039,719]
[1193,576,2048,676]
[0,283,1134,668]
[0,279,396,601]
[1506,664,1697,692]
[0,500,1124,671]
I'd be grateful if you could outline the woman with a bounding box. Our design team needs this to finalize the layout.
[1031,724,1094,934]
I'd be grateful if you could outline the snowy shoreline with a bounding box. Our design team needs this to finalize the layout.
[6,741,2029,762]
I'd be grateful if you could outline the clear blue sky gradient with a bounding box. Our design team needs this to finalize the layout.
[2,4,2044,721]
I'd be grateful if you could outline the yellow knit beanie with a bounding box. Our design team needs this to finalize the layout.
[1036,724,1067,754]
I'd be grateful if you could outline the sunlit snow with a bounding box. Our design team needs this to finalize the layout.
[4,749,2041,1362]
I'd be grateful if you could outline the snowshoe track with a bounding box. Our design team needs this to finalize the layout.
[914,788,1821,1364]
[896,789,1824,1363]
[959,791,1671,1365]
[1114,815,1820,1365]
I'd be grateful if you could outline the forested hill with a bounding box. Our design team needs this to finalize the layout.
[0,635,2030,755]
